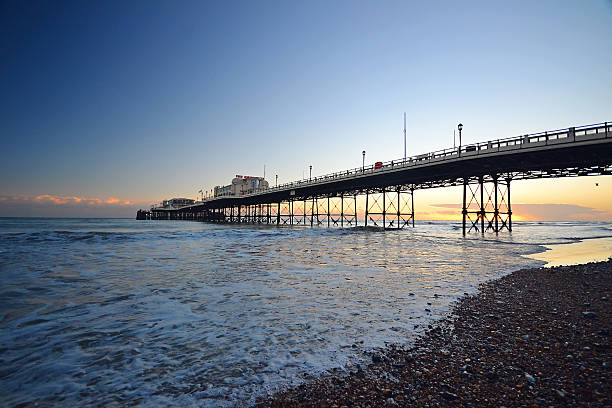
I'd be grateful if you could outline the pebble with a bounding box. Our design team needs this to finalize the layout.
[440,391,459,400]
[566,354,574,361]
[583,311,597,318]
[525,373,536,384]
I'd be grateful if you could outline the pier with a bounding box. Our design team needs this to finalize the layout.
[138,122,612,234]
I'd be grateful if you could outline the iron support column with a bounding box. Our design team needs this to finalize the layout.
[397,188,401,230]
[354,194,357,227]
[507,178,512,232]
[311,198,314,227]
[480,176,485,234]
[365,191,369,227]
[411,188,415,227]
[494,176,499,232]
[341,195,344,227]
[462,179,467,235]
[382,188,386,230]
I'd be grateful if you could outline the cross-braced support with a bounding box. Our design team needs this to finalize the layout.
[364,187,414,229]
[294,200,307,225]
[326,194,358,227]
[462,175,512,234]
[278,200,293,225]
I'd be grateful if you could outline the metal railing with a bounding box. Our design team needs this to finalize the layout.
[252,121,610,195]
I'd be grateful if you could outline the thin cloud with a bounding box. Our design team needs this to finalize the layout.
[0,194,144,217]
[30,194,134,207]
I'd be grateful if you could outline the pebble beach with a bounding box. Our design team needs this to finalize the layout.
[257,260,612,407]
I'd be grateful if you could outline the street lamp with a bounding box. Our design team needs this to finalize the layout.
[275,174,278,187]
[309,165,312,181]
[458,123,463,156]
[362,150,366,172]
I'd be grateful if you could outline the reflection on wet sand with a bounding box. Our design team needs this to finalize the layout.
[526,237,612,267]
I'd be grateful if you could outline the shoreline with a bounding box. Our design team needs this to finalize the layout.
[256,260,611,407]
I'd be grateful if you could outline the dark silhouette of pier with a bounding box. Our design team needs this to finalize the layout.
[137,122,612,234]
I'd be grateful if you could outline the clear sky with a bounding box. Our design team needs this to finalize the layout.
[1,0,611,219]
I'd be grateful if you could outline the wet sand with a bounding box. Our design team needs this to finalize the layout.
[527,237,612,267]
[257,260,611,407]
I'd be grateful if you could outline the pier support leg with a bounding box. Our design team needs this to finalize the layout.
[462,175,512,234]
[365,191,369,227]
[480,176,485,234]
[354,194,357,226]
[382,187,386,230]
[494,177,499,233]
[411,187,415,227]
[364,187,413,229]
[397,188,401,230]
[341,195,344,227]
[462,179,467,235]
[507,178,512,232]
[310,198,315,227]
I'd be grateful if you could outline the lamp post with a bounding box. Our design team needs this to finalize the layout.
[309,165,312,181]
[275,174,278,187]
[458,123,463,156]
[362,150,366,172]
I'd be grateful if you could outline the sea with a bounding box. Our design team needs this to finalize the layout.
[1,218,611,407]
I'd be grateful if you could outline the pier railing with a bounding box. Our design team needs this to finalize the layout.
[248,121,610,195]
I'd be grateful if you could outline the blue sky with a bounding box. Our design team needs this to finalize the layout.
[1,0,611,217]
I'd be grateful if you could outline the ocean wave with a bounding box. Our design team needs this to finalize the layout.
[1,219,610,406]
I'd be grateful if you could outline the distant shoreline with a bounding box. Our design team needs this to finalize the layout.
[258,260,612,406]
